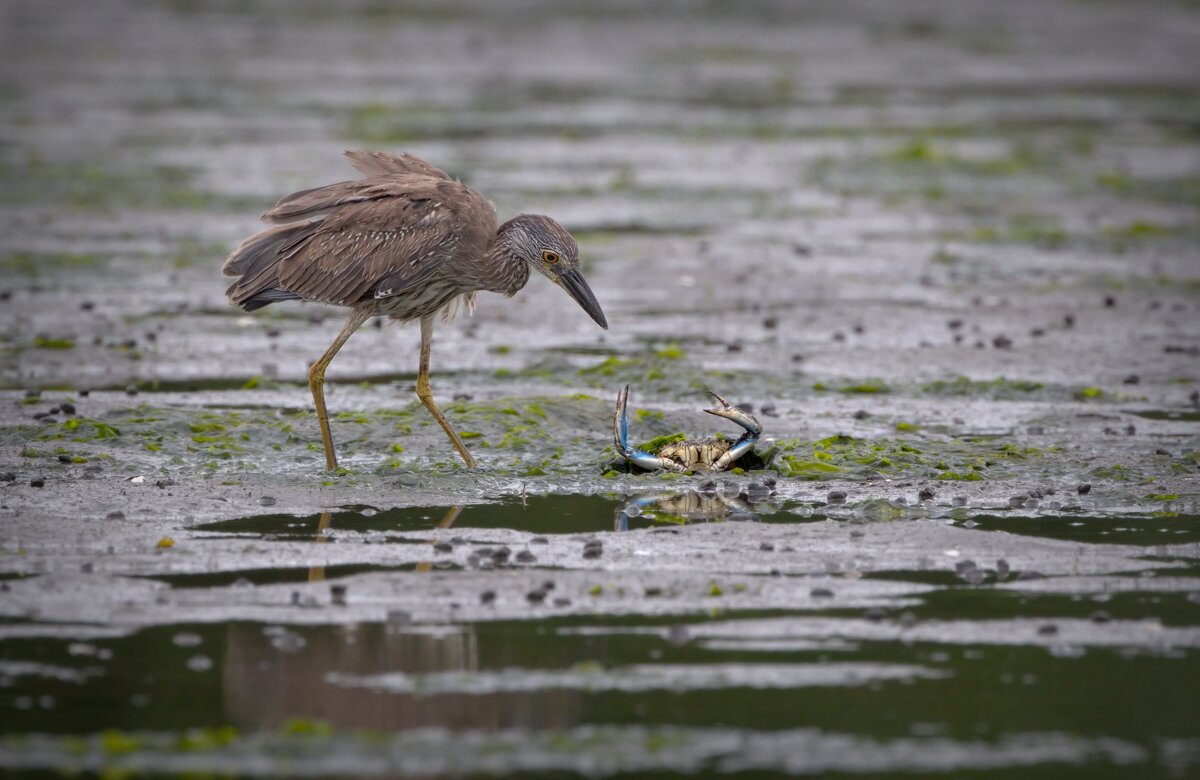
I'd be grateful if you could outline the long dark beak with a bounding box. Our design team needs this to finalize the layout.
[559,268,608,330]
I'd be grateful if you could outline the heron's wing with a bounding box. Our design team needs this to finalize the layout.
[343,149,452,180]
[273,181,469,307]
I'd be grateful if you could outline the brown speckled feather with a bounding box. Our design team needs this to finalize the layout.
[223,152,497,315]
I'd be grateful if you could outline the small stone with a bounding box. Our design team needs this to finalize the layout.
[79,388,90,397]
[1008,495,1027,508]
[30,477,45,488]
[1123,374,1140,385]
[1037,624,1058,636]
[258,496,277,506]
[852,409,870,420]
[826,490,847,504]
[105,511,125,520]
[56,455,72,464]
[992,335,1013,350]
[552,597,572,608]
[516,550,537,564]
[759,542,775,552]
[530,536,549,545]
[1016,570,1046,581]
[810,587,834,599]
[330,584,347,606]
[386,610,412,625]
[864,607,887,622]
[1077,483,1092,495]
[0,472,15,482]
[125,384,139,396]
[645,587,663,597]
[480,590,496,605]
[1090,610,1112,624]
[526,588,547,604]
[60,402,76,415]
[762,316,778,329]
[918,487,935,502]
[433,541,453,554]
[1104,295,1116,308]
[1155,448,1170,456]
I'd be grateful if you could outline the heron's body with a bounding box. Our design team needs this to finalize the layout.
[223,150,606,470]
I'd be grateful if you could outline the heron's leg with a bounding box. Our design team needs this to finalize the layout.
[416,316,478,468]
[309,306,372,471]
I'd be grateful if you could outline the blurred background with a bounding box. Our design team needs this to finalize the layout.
[2,2,1200,777]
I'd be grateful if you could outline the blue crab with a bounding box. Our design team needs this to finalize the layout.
[614,384,762,473]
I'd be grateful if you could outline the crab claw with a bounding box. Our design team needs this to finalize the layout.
[614,385,685,472]
[703,390,762,471]
[703,391,762,436]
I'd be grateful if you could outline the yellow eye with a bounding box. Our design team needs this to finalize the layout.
[541,249,560,264]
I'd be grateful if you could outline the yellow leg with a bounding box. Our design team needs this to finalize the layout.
[308,510,333,582]
[417,316,478,468]
[309,307,372,471]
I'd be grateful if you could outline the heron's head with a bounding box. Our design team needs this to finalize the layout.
[498,214,607,330]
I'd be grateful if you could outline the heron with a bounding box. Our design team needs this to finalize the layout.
[222,149,608,471]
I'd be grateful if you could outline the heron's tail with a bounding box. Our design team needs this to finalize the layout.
[222,221,314,310]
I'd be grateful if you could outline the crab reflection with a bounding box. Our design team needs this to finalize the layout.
[615,489,764,531]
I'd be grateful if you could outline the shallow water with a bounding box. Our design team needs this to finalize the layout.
[2,0,1200,776]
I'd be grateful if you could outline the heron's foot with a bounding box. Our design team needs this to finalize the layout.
[704,390,761,471]
[614,385,686,472]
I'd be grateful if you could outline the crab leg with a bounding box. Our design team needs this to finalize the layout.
[614,385,686,472]
[704,390,762,472]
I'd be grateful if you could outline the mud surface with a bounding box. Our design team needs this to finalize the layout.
[1,0,1199,777]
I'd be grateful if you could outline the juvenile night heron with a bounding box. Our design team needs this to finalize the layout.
[223,149,607,470]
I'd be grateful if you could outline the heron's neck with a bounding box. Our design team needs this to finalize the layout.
[482,236,531,296]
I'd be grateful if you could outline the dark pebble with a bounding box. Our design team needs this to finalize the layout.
[810,587,834,599]
[992,335,1013,350]
[480,590,496,605]
[759,542,775,552]
[80,562,94,573]
[33,412,50,420]
[1037,624,1058,636]
[645,587,662,597]
[1008,495,1028,508]
[1125,424,1136,436]
[530,536,549,545]
[105,511,125,520]
[30,478,45,488]
[762,477,776,490]
[125,384,139,396]
[79,389,90,397]
[726,342,742,352]
[698,479,718,496]
[1123,374,1140,385]
[759,403,777,417]
[433,541,453,554]
[541,580,555,591]
[0,472,15,482]
[1104,295,1116,307]
[745,483,770,500]
[330,584,347,606]
[1064,314,1075,327]
[60,402,76,415]
[1155,448,1170,456]
[258,496,277,506]
[864,607,887,622]
[516,550,537,563]
[526,589,547,604]
[1030,328,1045,337]
[852,409,869,420]
[826,490,847,504]
[1090,610,1112,624]
[57,455,72,463]
[1077,483,1092,495]
[582,547,603,560]
[552,598,571,608]
[918,487,935,502]
[1016,570,1046,581]
[947,319,963,330]
[954,560,977,574]
[491,546,511,562]
[762,316,778,329]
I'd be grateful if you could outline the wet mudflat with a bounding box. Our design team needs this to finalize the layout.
[2,0,1200,777]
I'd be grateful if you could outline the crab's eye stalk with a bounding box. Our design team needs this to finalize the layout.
[541,249,560,265]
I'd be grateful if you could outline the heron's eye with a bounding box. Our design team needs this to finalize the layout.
[541,249,560,264]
